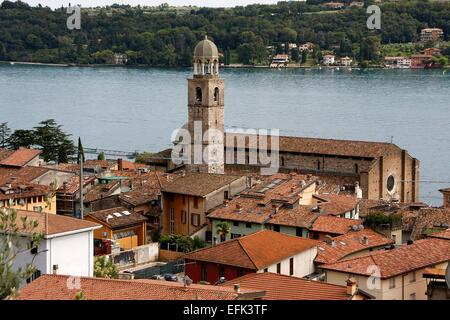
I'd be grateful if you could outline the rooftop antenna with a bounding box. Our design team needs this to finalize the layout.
[390,136,394,144]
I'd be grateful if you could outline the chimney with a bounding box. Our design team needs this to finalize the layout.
[290,186,295,194]
[355,181,363,199]
[234,284,240,294]
[346,278,357,296]
[362,236,369,245]
[52,264,59,275]
[236,203,242,213]
[118,158,123,171]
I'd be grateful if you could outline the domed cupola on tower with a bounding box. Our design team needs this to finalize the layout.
[193,35,220,76]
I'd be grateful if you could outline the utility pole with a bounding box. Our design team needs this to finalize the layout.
[78,137,85,220]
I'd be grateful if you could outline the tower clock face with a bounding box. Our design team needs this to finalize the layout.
[387,175,395,192]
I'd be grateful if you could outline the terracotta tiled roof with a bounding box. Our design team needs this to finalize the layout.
[57,176,95,195]
[428,228,450,240]
[0,183,50,201]
[310,215,363,235]
[162,173,243,197]
[84,160,116,170]
[6,209,100,236]
[220,272,353,300]
[225,134,401,159]
[0,166,50,185]
[0,148,14,162]
[18,274,264,300]
[267,205,318,228]
[185,230,319,270]
[0,148,41,167]
[86,206,147,229]
[439,188,450,193]
[43,163,81,173]
[322,238,450,278]
[83,181,121,203]
[314,194,358,216]
[315,229,394,265]
[408,208,450,240]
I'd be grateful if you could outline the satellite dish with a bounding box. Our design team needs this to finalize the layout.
[446,263,450,289]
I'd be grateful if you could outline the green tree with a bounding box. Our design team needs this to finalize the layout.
[33,119,76,163]
[0,205,44,300]
[93,256,118,279]
[0,122,11,148]
[6,129,35,149]
[97,152,105,161]
[291,47,300,62]
[216,222,231,242]
[301,50,308,64]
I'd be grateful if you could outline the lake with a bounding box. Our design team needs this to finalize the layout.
[0,63,449,204]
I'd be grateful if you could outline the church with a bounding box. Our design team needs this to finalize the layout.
[149,36,420,203]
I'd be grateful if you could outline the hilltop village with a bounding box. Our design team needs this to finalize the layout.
[1,37,450,301]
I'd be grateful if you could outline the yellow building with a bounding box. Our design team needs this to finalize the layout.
[0,183,56,214]
[85,207,147,250]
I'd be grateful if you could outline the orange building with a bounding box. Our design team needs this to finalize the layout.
[85,207,147,250]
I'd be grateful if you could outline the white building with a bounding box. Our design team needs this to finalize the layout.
[340,56,353,66]
[7,210,100,286]
[323,54,336,65]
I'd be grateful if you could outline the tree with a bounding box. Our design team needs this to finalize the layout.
[33,119,76,163]
[301,50,308,64]
[6,129,35,149]
[0,122,11,148]
[216,222,231,242]
[93,256,118,279]
[291,47,300,62]
[97,152,105,161]
[0,204,44,299]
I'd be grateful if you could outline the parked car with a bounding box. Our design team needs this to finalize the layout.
[151,275,164,280]
[164,274,178,282]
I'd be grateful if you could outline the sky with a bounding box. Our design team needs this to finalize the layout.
[22,0,281,9]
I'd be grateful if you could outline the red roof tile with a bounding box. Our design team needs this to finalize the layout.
[185,230,319,270]
[310,215,363,235]
[322,238,450,278]
[19,274,264,300]
[428,228,450,240]
[0,148,42,167]
[220,272,354,300]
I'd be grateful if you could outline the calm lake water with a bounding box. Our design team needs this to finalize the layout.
[0,64,449,204]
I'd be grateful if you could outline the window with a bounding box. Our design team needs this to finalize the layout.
[289,258,294,276]
[245,222,252,229]
[214,87,219,102]
[264,268,268,273]
[410,272,416,283]
[201,263,208,282]
[317,160,321,171]
[409,293,416,300]
[224,190,229,200]
[387,175,395,192]
[167,194,174,202]
[277,263,281,274]
[296,227,303,237]
[233,221,239,227]
[389,277,396,289]
[273,225,280,232]
[181,211,187,224]
[281,157,285,167]
[169,208,175,233]
[392,234,397,243]
[26,270,41,284]
[219,265,225,278]
[193,197,199,209]
[231,233,242,239]
[355,164,359,173]
[192,213,200,227]
[196,87,202,102]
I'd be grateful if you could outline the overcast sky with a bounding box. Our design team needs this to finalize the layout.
[22,0,281,9]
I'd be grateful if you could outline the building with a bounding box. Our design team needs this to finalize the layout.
[207,173,360,241]
[84,206,148,250]
[384,56,411,69]
[404,207,450,241]
[322,2,344,9]
[161,173,247,238]
[18,274,265,300]
[56,175,96,217]
[322,238,450,300]
[183,35,224,174]
[299,42,315,52]
[220,272,373,300]
[423,268,450,300]
[422,47,442,56]
[0,182,55,214]
[314,228,395,265]
[410,54,433,69]
[420,28,444,43]
[309,215,363,240]
[184,230,319,284]
[439,188,450,208]
[270,54,289,67]
[0,148,43,168]
[224,134,420,203]
[323,54,336,65]
[339,56,353,66]
[5,210,100,286]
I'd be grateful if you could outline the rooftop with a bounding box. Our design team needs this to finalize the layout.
[162,173,243,197]
[315,229,395,265]
[224,133,404,159]
[185,230,319,270]
[220,272,357,300]
[0,148,42,167]
[85,206,147,229]
[322,238,450,279]
[310,215,363,235]
[0,182,50,201]
[1,209,100,236]
[18,274,264,300]
[428,228,450,240]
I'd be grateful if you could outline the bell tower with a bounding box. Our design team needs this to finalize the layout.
[187,36,224,174]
